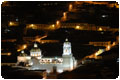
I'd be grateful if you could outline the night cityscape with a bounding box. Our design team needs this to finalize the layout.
[1,1,119,79]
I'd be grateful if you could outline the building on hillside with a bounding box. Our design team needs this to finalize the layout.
[17,38,77,73]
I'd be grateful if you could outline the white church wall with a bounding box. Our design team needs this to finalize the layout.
[17,56,31,62]
[30,52,41,56]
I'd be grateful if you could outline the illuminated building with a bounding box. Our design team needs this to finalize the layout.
[17,38,77,73]
[30,43,42,57]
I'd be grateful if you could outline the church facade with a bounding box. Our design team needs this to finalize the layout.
[17,39,77,73]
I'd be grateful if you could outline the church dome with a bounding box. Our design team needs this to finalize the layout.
[30,43,42,57]
[30,48,41,52]
[30,43,41,52]
[19,50,27,56]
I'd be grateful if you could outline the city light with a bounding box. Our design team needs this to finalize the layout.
[52,24,55,28]
[9,22,14,26]
[8,21,19,26]
[7,53,11,56]
[17,49,21,52]
[112,42,116,46]
[62,12,67,21]
[1,52,11,56]
[95,49,104,56]
[106,45,111,51]
[23,44,27,49]
[56,20,60,25]
[69,4,73,12]
[56,20,60,28]
[76,26,80,29]
[98,27,103,31]
[28,24,37,29]
[17,44,27,52]
[50,24,55,29]
[30,24,34,27]
[63,12,67,17]
[75,25,83,30]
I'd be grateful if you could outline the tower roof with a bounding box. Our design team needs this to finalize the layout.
[64,38,70,44]
[21,50,24,54]
[30,43,41,52]
[19,50,27,56]
[65,38,68,42]
[34,43,38,48]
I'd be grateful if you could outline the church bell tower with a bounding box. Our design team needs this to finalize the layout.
[62,38,74,70]
[63,38,72,56]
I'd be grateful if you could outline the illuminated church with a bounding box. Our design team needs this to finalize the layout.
[17,39,77,73]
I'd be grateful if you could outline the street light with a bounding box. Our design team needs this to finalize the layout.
[76,26,80,29]
[9,21,14,26]
[98,27,103,31]
[56,20,60,28]
[30,24,34,27]
[52,24,55,28]
[106,45,111,51]
[9,21,19,26]
[23,44,27,49]
[69,4,73,12]
[7,53,11,56]
[63,12,67,17]
[56,20,60,25]
[29,24,37,29]
[62,12,67,21]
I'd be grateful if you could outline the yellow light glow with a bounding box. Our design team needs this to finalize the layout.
[56,20,60,25]
[56,21,60,28]
[41,41,45,44]
[7,53,11,56]
[9,22,14,26]
[76,26,80,29]
[23,44,27,49]
[9,21,19,26]
[29,24,37,29]
[62,12,67,21]
[52,24,55,28]
[63,12,67,17]
[17,49,21,52]
[30,24,34,27]
[112,42,116,46]
[95,49,104,56]
[69,4,73,11]
[98,27,102,31]
[106,45,111,51]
